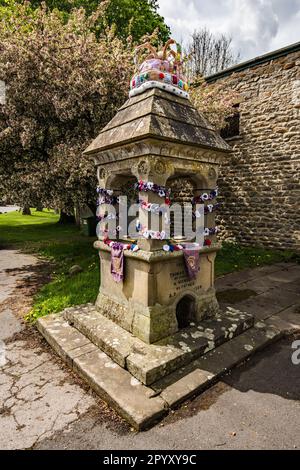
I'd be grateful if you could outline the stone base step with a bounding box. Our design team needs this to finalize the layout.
[152,320,284,407]
[63,304,254,385]
[37,313,167,430]
[36,311,290,430]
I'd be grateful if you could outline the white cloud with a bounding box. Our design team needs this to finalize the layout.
[158,0,300,61]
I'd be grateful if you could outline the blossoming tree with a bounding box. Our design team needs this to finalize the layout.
[190,75,240,130]
[0,1,133,215]
[0,1,238,217]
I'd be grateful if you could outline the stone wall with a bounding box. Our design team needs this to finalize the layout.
[169,177,194,204]
[168,177,194,237]
[211,50,300,251]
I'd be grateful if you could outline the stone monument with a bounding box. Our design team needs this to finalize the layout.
[38,40,261,430]
[84,40,230,344]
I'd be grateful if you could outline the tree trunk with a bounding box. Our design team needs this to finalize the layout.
[75,204,81,226]
[87,203,97,217]
[36,203,43,212]
[22,206,31,215]
[58,211,76,224]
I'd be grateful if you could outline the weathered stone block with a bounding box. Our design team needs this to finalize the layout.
[94,242,222,343]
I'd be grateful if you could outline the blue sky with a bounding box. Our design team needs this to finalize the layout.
[158,0,300,61]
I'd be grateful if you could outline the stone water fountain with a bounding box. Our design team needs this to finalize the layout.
[38,40,259,429]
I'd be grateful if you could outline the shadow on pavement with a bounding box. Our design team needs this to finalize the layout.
[223,334,300,401]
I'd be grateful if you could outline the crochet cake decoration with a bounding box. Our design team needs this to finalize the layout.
[130,39,189,99]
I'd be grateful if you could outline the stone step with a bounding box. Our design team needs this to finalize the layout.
[63,303,144,369]
[151,320,283,408]
[37,311,286,430]
[37,313,167,430]
[63,304,254,385]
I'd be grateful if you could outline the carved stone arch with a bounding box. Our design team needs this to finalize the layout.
[189,165,210,189]
[208,165,218,181]
[104,172,137,206]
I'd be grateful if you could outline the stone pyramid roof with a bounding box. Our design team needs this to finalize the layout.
[84,88,230,155]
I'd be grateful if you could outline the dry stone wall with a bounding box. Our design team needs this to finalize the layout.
[168,177,194,237]
[213,50,300,251]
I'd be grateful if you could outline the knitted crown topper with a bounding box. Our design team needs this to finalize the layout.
[130,39,189,99]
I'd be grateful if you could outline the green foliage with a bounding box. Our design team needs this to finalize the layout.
[1,0,170,43]
[0,2,133,209]
[0,0,169,210]
[99,0,170,44]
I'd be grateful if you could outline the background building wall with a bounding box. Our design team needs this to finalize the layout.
[210,49,300,251]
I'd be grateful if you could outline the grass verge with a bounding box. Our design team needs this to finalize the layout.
[0,209,99,321]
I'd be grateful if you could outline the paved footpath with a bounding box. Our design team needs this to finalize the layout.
[0,250,95,450]
[0,249,299,450]
[0,206,20,214]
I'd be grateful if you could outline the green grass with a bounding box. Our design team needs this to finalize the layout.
[0,209,99,321]
[215,242,299,277]
[0,209,298,321]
